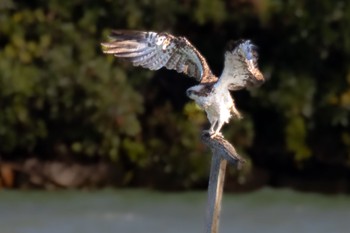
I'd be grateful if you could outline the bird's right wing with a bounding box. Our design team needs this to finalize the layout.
[217,40,264,91]
[101,30,215,83]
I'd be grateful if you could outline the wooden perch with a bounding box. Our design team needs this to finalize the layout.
[201,132,245,233]
[201,132,245,166]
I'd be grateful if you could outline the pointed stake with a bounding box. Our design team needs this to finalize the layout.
[206,155,227,233]
[201,132,245,233]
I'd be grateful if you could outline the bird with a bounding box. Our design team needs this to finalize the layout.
[101,30,264,138]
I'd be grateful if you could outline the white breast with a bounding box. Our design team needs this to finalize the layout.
[204,89,233,124]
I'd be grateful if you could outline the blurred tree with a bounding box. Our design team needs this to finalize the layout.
[1,0,350,190]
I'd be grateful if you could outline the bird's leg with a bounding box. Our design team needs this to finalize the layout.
[209,120,217,133]
[210,120,224,138]
[204,120,217,136]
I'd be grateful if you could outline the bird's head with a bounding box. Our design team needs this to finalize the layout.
[186,85,209,101]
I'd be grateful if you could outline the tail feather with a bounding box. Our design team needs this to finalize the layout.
[231,105,242,119]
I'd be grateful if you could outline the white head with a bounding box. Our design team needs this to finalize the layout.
[186,84,212,102]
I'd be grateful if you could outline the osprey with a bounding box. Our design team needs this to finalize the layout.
[101,30,264,137]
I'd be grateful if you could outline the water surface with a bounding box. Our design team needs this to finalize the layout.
[1,188,350,233]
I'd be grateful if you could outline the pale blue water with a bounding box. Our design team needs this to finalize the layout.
[0,188,350,233]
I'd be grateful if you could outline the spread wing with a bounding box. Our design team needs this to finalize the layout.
[217,40,264,91]
[101,30,214,83]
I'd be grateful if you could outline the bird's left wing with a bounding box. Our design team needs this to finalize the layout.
[101,30,214,82]
[217,40,264,91]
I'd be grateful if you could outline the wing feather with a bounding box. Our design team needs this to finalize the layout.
[165,52,181,70]
[186,61,197,78]
[132,50,158,65]
[101,30,213,82]
[217,40,264,91]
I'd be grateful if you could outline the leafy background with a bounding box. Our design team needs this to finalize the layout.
[1,0,350,192]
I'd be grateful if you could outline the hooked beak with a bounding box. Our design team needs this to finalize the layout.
[186,89,193,97]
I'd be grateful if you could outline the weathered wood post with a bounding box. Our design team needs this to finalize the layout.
[201,132,245,233]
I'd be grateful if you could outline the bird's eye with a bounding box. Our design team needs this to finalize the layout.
[186,89,193,96]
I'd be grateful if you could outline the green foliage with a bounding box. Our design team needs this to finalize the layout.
[194,0,227,25]
[0,1,144,160]
[1,0,350,188]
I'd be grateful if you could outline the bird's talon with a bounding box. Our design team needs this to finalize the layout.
[210,131,223,139]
